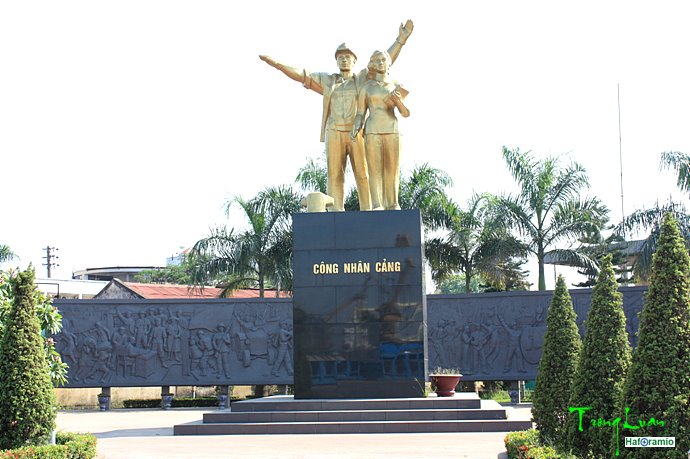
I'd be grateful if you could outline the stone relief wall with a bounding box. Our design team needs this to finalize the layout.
[54,299,293,388]
[54,287,646,388]
[427,286,646,381]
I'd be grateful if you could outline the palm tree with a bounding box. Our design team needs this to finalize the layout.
[616,200,690,280]
[295,156,327,195]
[425,193,527,292]
[614,151,690,280]
[189,185,302,298]
[399,164,454,231]
[565,229,631,287]
[498,147,609,290]
[0,245,15,264]
[661,150,690,193]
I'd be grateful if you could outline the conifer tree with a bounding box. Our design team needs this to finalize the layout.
[566,254,631,458]
[619,214,690,458]
[532,275,581,447]
[0,268,57,449]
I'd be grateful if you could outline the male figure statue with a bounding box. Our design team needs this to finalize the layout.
[259,20,413,211]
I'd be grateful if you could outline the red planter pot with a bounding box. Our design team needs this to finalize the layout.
[430,374,462,397]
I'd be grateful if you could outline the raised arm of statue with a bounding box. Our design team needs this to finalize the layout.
[386,19,414,65]
[259,55,324,94]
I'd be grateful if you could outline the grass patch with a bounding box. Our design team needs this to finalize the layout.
[480,389,533,403]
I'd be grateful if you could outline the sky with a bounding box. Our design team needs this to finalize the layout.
[2,1,690,289]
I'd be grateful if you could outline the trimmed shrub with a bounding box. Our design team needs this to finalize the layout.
[566,254,631,458]
[521,445,565,459]
[504,429,539,458]
[504,429,579,459]
[0,432,96,459]
[619,214,690,458]
[531,275,581,447]
[0,270,67,386]
[56,432,97,458]
[0,268,57,449]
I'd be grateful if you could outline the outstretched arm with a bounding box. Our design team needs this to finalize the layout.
[259,55,305,83]
[386,19,414,65]
[259,55,324,94]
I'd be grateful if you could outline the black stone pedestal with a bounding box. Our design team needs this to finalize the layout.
[292,210,428,399]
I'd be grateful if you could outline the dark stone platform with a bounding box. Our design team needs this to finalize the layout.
[292,210,428,399]
[173,394,533,435]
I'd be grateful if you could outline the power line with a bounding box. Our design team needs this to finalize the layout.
[618,83,625,237]
[42,246,59,278]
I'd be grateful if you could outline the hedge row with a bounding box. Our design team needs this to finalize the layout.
[122,397,238,409]
[0,432,96,459]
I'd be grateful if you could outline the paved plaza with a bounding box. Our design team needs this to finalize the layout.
[57,404,532,459]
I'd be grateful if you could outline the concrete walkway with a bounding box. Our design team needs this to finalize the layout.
[57,404,533,459]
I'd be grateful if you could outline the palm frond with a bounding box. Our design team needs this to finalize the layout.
[502,147,537,198]
[0,245,15,263]
[217,275,260,298]
[399,164,454,230]
[614,201,688,236]
[660,151,690,195]
[614,201,690,279]
[496,194,538,243]
[295,155,328,194]
[545,197,608,247]
[542,161,590,217]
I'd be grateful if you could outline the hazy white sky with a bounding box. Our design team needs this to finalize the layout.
[2,1,689,289]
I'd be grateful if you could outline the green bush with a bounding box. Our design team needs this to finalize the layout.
[619,214,690,458]
[504,429,539,458]
[0,269,68,386]
[122,397,235,409]
[56,432,97,458]
[504,430,579,459]
[532,275,581,448]
[521,445,560,459]
[566,254,631,458]
[0,268,57,449]
[0,432,96,459]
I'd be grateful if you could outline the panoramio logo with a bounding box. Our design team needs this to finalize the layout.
[624,436,675,448]
[569,406,669,456]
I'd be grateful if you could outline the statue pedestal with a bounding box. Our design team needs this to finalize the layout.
[292,210,428,399]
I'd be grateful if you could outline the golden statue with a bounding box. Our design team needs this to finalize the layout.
[259,20,413,212]
[352,50,409,210]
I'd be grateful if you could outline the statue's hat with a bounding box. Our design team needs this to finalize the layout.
[334,43,357,60]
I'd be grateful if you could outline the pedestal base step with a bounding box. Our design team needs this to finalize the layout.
[174,419,533,435]
[173,394,533,436]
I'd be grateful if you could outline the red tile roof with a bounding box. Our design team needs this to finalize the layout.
[222,288,292,299]
[122,282,290,299]
[123,283,221,299]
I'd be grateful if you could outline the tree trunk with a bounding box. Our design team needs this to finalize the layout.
[538,248,546,291]
[258,270,264,298]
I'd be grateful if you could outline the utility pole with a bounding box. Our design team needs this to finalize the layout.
[42,246,59,278]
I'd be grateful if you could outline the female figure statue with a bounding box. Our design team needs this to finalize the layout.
[352,50,410,210]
